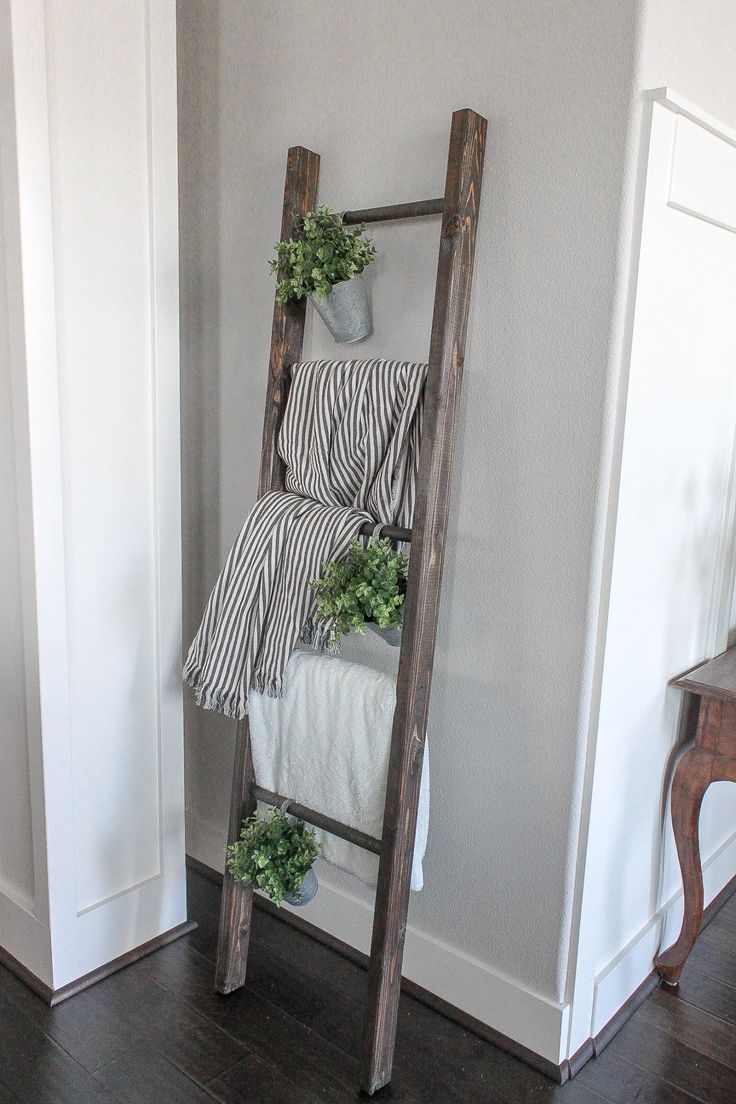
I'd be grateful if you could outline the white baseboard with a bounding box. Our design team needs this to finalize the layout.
[188,809,736,1066]
[591,828,736,1036]
[186,810,570,1065]
[0,890,52,986]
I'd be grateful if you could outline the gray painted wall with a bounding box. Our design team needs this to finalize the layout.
[177,0,641,1004]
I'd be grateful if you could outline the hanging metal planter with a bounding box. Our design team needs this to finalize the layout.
[310,272,372,343]
[367,623,402,647]
[283,866,319,907]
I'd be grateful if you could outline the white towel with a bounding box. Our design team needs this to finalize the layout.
[248,647,429,891]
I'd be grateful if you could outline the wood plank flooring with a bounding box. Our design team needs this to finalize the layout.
[0,867,734,1102]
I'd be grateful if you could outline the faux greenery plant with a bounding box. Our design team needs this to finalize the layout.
[311,537,408,646]
[226,807,319,907]
[269,204,376,304]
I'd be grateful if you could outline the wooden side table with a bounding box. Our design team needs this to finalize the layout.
[655,645,736,985]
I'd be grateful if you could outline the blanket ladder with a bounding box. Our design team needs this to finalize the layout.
[215,107,487,1095]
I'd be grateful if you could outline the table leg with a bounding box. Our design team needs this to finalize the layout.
[655,746,736,984]
[655,747,712,985]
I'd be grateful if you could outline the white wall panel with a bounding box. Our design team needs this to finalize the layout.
[1,0,185,991]
[668,114,736,233]
[44,0,162,914]
[569,95,736,1053]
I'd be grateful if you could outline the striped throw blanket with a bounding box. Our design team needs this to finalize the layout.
[184,359,427,718]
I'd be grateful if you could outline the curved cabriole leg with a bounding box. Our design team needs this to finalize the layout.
[655,746,714,985]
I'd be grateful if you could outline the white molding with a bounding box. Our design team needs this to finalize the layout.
[0,873,34,918]
[143,0,169,903]
[0,0,46,927]
[186,811,570,1065]
[0,887,51,985]
[560,92,659,1057]
[645,87,736,149]
[667,200,736,237]
[665,112,736,243]
[6,0,73,940]
[591,829,736,1035]
[145,0,186,914]
[705,410,736,655]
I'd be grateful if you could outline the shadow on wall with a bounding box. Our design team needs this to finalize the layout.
[177,1,235,831]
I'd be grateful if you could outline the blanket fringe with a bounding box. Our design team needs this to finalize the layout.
[183,661,248,719]
[184,614,342,716]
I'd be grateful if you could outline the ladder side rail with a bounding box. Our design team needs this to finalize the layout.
[259,146,321,497]
[215,718,257,992]
[360,108,487,1094]
[215,145,320,995]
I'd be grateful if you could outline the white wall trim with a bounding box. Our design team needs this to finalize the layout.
[591,828,736,1036]
[145,0,186,916]
[0,889,51,983]
[0,0,47,929]
[561,93,659,1055]
[5,0,72,951]
[186,811,570,1065]
[645,87,736,149]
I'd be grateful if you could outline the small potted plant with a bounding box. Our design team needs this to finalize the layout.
[226,806,320,907]
[269,204,376,343]
[311,537,408,647]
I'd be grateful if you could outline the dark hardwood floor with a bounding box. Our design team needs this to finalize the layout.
[1,867,735,1102]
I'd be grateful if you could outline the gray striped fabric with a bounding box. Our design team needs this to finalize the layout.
[184,358,427,718]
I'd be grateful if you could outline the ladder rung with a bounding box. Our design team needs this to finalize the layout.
[342,198,444,225]
[253,785,382,854]
[360,522,412,542]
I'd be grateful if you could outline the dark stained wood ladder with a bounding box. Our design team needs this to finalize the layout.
[214,108,487,1095]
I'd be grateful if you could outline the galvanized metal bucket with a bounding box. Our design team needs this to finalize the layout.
[368,623,402,648]
[310,271,372,343]
[283,867,319,907]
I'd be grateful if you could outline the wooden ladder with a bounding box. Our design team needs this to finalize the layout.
[215,107,487,1095]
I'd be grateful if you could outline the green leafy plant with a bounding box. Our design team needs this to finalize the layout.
[311,537,408,646]
[269,204,376,304]
[226,807,319,907]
